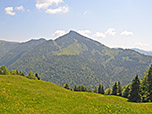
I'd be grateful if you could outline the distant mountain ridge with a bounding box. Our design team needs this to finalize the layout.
[132,48,152,56]
[0,31,152,88]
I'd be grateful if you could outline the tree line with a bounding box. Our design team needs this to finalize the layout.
[0,65,40,80]
[64,64,152,103]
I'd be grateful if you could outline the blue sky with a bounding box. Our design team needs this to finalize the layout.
[0,0,152,51]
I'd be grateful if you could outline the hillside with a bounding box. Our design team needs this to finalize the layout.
[0,39,46,66]
[0,75,152,114]
[0,31,152,88]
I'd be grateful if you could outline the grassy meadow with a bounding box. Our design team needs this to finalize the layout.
[0,75,152,114]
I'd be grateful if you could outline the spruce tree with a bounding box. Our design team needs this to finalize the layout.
[0,65,10,75]
[98,84,102,94]
[27,71,37,80]
[64,83,70,90]
[88,87,92,92]
[147,64,152,101]
[122,85,130,98]
[94,86,98,93]
[81,85,87,92]
[112,82,118,95]
[141,70,149,102]
[118,81,122,96]
[129,75,141,102]
[74,84,77,91]
[101,85,104,94]
[35,73,40,80]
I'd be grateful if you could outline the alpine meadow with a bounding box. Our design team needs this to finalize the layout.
[1,0,152,113]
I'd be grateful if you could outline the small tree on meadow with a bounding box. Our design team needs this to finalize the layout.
[74,84,78,91]
[64,83,70,90]
[101,85,104,94]
[88,87,92,92]
[118,81,122,96]
[147,64,152,101]
[27,71,37,80]
[112,82,118,95]
[122,85,130,98]
[94,86,98,93]
[98,84,102,94]
[0,65,10,75]
[35,73,40,80]
[129,75,141,102]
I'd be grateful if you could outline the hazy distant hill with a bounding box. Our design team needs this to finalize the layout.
[0,31,152,88]
[132,48,152,56]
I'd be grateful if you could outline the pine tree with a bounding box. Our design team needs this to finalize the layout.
[0,65,10,75]
[101,85,104,94]
[129,75,141,102]
[118,81,122,96]
[27,71,37,80]
[141,70,149,102]
[94,86,98,93]
[112,82,118,95]
[104,88,112,95]
[88,87,92,92]
[64,83,70,90]
[77,85,82,91]
[98,84,102,94]
[122,85,130,98]
[74,84,77,91]
[81,85,87,92]
[35,73,40,80]
[147,64,152,101]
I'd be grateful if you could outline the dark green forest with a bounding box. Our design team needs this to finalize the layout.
[63,64,152,102]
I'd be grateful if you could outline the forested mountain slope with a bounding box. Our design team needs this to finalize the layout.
[0,31,152,88]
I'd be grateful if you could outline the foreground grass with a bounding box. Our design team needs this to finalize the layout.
[0,75,152,114]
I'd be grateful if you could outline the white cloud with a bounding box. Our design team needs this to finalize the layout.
[77,30,91,37]
[52,30,66,38]
[94,32,105,38]
[121,31,134,37]
[105,28,116,36]
[5,7,16,16]
[83,11,88,15]
[45,6,69,14]
[134,42,149,47]
[15,6,24,11]
[36,0,64,9]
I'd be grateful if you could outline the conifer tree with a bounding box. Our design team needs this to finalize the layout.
[35,73,40,80]
[64,83,70,90]
[88,87,92,92]
[101,85,104,94]
[129,75,141,102]
[98,84,102,94]
[122,85,130,98]
[27,71,37,80]
[118,81,122,96]
[0,65,10,75]
[112,82,118,95]
[147,64,152,101]
[81,85,87,92]
[94,86,98,93]
[141,70,149,102]
[74,84,77,91]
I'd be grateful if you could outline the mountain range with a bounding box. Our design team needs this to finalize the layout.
[0,31,152,88]
[132,48,152,56]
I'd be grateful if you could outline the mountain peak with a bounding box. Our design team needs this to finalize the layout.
[68,30,80,36]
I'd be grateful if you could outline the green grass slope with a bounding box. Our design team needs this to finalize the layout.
[0,75,152,114]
